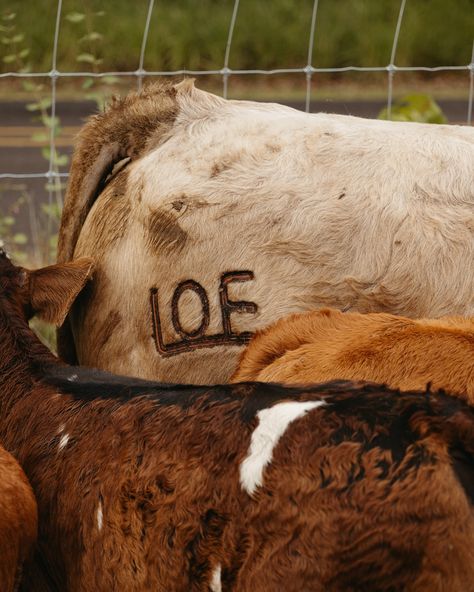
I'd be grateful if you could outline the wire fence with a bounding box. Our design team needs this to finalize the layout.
[0,0,473,190]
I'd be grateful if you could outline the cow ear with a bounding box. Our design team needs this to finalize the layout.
[28,258,94,326]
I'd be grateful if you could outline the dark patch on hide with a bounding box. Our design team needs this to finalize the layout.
[41,368,465,428]
[43,364,233,406]
[42,364,320,417]
[413,182,434,202]
[146,208,188,253]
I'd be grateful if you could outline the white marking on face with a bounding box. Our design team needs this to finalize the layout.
[97,501,103,531]
[210,564,222,592]
[68,374,78,382]
[58,433,70,451]
[240,400,325,495]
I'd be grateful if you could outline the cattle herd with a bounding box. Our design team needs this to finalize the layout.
[0,80,473,591]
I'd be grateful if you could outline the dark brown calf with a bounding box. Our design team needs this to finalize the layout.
[0,445,37,592]
[1,250,474,591]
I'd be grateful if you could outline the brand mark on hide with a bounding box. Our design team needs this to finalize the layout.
[150,271,257,356]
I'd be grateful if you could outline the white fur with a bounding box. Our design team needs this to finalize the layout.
[97,501,103,531]
[210,564,222,592]
[240,400,325,495]
[58,431,69,451]
[69,83,474,384]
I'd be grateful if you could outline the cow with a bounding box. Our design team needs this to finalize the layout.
[2,250,474,591]
[232,308,474,404]
[0,445,37,592]
[57,80,474,384]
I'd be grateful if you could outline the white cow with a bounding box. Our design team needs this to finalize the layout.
[58,80,474,383]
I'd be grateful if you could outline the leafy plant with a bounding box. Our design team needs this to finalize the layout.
[1,11,29,65]
[0,185,59,350]
[378,93,447,123]
[0,191,29,264]
[65,8,118,110]
[1,10,68,266]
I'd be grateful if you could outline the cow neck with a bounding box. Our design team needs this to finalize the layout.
[0,300,57,418]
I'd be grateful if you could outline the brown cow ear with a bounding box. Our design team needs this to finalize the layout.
[28,258,94,326]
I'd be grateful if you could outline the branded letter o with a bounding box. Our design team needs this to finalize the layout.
[171,280,210,339]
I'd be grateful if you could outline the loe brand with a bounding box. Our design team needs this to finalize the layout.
[150,271,258,356]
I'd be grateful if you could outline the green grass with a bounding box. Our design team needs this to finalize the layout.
[1,0,473,74]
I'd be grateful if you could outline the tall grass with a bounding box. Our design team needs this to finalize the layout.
[2,0,473,74]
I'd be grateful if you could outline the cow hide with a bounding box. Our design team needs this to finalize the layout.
[57,80,474,383]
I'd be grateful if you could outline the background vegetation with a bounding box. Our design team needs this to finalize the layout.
[2,0,473,74]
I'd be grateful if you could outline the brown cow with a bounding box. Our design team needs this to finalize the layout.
[0,446,37,592]
[232,309,474,404]
[2,250,474,591]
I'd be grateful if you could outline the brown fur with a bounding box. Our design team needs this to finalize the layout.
[29,258,94,326]
[0,446,37,592]
[2,254,474,591]
[232,309,474,402]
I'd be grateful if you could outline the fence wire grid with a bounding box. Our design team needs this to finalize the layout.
[1,0,473,192]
